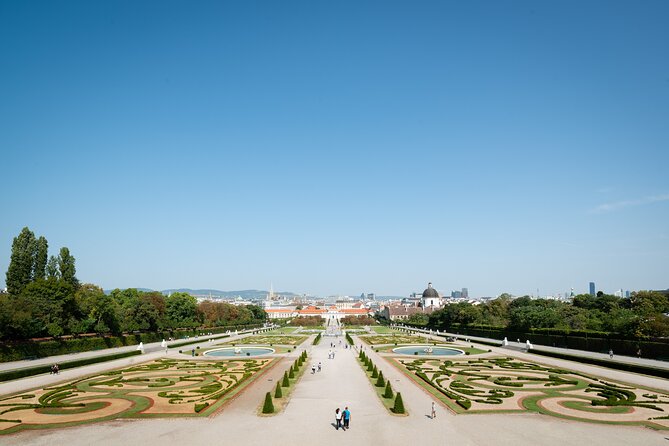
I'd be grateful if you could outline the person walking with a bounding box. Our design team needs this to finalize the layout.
[318,362,322,372]
[431,401,437,419]
[312,364,316,374]
[609,349,614,359]
[335,408,342,430]
[343,406,351,430]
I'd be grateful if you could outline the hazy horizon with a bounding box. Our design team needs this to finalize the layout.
[2,1,668,297]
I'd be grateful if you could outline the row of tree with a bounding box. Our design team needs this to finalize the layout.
[5,227,78,295]
[1,227,266,341]
[414,291,669,338]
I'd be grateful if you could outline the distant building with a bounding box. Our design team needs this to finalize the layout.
[380,305,435,321]
[461,288,469,299]
[589,282,596,297]
[421,282,442,308]
[451,290,462,299]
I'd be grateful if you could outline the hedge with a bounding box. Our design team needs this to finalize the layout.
[529,349,669,379]
[0,350,142,382]
[0,323,264,363]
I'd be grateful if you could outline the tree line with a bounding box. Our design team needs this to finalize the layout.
[416,291,669,339]
[0,227,266,341]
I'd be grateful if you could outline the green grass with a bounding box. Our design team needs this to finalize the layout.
[356,354,407,416]
[370,326,395,334]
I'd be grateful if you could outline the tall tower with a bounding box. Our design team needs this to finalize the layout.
[589,282,596,297]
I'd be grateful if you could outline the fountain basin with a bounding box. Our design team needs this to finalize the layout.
[392,345,464,356]
[204,347,275,357]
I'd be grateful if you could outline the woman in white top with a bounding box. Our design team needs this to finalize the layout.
[335,408,342,430]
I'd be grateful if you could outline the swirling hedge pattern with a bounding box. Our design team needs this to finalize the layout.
[394,356,669,429]
[0,358,274,435]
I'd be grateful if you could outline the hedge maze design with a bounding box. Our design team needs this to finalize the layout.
[394,356,669,429]
[0,358,274,435]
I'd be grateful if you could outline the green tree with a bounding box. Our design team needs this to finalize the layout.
[58,247,79,290]
[376,370,385,387]
[392,392,405,414]
[5,227,37,295]
[274,382,283,398]
[165,292,198,328]
[262,392,274,414]
[46,255,60,279]
[246,304,267,322]
[33,236,48,281]
[282,371,290,387]
[383,381,394,399]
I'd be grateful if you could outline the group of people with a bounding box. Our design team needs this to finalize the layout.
[334,406,351,430]
[311,362,322,374]
[50,363,60,374]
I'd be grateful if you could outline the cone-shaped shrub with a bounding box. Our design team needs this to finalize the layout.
[282,371,290,387]
[376,370,385,387]
[274,382,283,398]
[392,392,405,414]
[383,381,394,399]
[289,366,295,379]
[371,365,378,378]
[262,392,274,414]
[367,361,374,372]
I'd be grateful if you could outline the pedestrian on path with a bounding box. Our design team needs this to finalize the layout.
[335,408,342,430]
[318,362,322,372]
[312,364,316,374]
[343,406,351,429]
[431,401,436,419]
[609,349,614,359]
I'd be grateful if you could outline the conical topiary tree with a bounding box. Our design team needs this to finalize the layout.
[371,365,378,378]
[282,371,290,387]
[367,361,374,372]
[262,392,274,414]
[289,366,295,379]
[376,370,385,387]
[383,381,394,399]
[392,392,405,414]
[275,381,283,398]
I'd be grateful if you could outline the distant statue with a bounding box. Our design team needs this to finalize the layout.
[234,347,242,354]
[503,337,508,346]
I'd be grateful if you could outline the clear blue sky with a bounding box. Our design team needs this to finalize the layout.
[1,1,668,297]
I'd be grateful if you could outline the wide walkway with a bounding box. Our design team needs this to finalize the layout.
[1,331,667,445]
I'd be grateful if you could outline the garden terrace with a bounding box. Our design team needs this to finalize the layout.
[0,358,275,435]
[389,355,669,430]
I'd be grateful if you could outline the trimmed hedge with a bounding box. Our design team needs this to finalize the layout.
[529,349,669,379]
[392,392,405,414]
[262,392,274,414]
[0,323,263,363]
[0,350,142,382]
[313,333,322,345]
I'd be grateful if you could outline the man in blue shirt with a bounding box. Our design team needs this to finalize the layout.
[343,407,351,430]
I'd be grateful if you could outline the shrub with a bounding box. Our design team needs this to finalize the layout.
[384,381,394,399]
[376,370,385,387]
[392,392,405,414]
[194,402,209,413]
[457,399,471,410]
[289,366,295,379]
[371,366,379,378]
[367,362,374,372]
[274,382,283,398]
[282,371,290,387]
[262,392,274,414]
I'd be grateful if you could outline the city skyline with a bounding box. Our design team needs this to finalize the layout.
[1,1,668,297]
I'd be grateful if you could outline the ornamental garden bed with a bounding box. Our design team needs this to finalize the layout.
[0,358,276,435]
[387,355,669,430]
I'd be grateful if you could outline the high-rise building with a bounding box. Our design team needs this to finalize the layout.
[589,282,596,297]
[461,288,469,299]
[451,290,462,299]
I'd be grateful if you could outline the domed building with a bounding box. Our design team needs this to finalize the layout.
[421,282,442,308]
